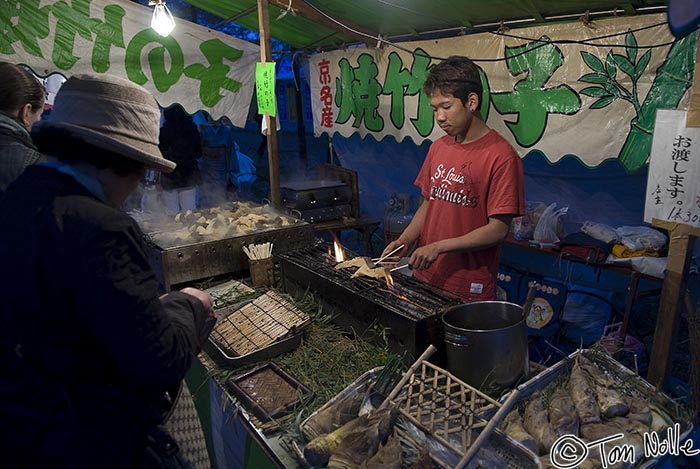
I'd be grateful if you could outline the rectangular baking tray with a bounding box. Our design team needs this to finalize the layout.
[226,362,313,424]
[203,291,312,370]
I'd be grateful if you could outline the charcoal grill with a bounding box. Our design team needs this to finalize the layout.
[278,245,460,360]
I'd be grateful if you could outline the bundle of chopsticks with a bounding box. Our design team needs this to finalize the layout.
[243,242,273,260]
[372,244,410,272]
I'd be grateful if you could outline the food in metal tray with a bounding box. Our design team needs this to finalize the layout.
[503,352,682,468]
[568,360,602,424]
[358,435,402,469]
[140,201,300,248]
[522,391,558,454]
[502,410,538,454]
[303,406,398,468]
[548,385,579,438]
[579,356,629,418]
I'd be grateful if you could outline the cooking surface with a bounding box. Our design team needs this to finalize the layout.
[132,201,305,250]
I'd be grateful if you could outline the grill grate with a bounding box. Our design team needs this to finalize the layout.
[278,245,458,321]
[278,245,460,359]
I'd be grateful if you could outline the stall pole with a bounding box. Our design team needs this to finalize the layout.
[647,218,700,388]
[257,0,281,209]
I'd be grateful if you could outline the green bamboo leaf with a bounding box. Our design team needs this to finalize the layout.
[581,51,605,73]
[625,31,638,63]
[579,73,609,84]
[635,49,652,77]
[580,86,609,97]
[612,53,635,78]
[590,95,615,109]
[603,82,621,97]
[605,52,617,79]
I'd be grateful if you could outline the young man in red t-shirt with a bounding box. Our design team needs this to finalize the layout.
[382,56,525,301]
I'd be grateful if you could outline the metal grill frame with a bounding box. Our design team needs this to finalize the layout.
[278,246,460,361]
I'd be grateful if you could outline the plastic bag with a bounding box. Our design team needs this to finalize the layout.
[615,225,667,251]
[581,221,619,244]
[533,203,568,243]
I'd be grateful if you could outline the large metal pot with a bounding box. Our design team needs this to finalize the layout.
[442,301,528,396]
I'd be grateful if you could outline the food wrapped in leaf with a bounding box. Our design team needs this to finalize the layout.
[522,391,558,455]
[548,386,579,438]
[579,356,629,418]
[503,409,538,453]
[358,434,402,469]
[305,406,397,468]
[568,360,601,424]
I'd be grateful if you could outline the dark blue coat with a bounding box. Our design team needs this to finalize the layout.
[0,165,208,468]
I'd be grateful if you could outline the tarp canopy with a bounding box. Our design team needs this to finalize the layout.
[0,0,260,125]
[183,0,667,51]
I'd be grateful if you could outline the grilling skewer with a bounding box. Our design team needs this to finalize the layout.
[375,244,405,265]
[389,264,410,272]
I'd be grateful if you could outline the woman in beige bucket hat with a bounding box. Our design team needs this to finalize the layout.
[0,73,215,468]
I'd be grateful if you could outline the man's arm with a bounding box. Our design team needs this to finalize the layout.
[408,214,514,270]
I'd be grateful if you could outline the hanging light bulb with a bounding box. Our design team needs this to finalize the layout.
[149,0,175,37]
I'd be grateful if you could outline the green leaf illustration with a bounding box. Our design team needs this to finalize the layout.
[605,51,617,79]
[612,53,635,78]
[581,51,605,73]
[625,31,638,63]
[580,86,609,97]
[635,49,651,76]
[591,95,615,109]
[579,73,609,84]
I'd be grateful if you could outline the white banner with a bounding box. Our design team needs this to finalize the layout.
[0,0,260,127]
[645,109,700,227]
[309,14,698,171]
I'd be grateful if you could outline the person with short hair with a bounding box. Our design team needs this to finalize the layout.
[0,61,48,193]
[381,56,525,301]
[0,73,215,468]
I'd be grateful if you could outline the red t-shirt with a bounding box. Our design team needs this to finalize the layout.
[413,130,524,301]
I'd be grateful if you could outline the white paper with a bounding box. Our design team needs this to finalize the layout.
[644,109,700,228]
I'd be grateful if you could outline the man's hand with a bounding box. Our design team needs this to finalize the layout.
[179,287,214,317]
[381,239,409,259]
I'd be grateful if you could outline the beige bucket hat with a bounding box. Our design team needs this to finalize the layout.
[35,73,175,173]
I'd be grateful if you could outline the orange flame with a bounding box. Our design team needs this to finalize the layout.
[333,239,345,262]
[384,269,394,289]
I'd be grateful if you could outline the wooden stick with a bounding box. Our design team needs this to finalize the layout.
[389,264,410,272]
[375,244,404,265]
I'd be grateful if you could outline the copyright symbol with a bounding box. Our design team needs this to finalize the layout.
[550,435,588,469]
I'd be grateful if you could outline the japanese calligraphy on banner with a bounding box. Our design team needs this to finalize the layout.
[645,109,700,228]
[0,0,260,127]
[308,14,698,171]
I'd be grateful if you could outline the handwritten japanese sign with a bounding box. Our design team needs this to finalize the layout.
[256,62,276,117]
[0,0,259,126]
[645,109,700,228]
[308,13,694,171]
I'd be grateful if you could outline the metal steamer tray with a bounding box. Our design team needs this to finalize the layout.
[497,349,694,469]
[136,202,315,290]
